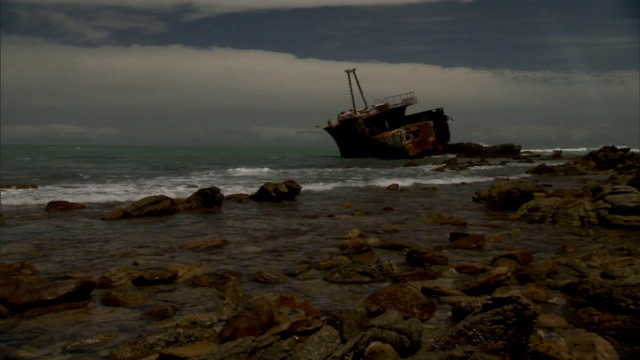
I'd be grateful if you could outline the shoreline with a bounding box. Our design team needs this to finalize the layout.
[1,146,639,359]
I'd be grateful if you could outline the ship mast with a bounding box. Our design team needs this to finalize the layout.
[345,68,368,113]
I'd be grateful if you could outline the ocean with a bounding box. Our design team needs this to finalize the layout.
[0,144,633,358]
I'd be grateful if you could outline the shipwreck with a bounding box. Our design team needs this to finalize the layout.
[320,68,451,159]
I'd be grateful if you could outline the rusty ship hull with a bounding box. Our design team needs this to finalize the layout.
[321,71,451,159]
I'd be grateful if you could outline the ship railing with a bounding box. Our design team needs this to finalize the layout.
[373,92,417,109]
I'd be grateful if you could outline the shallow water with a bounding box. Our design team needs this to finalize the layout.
[1,146,635,358]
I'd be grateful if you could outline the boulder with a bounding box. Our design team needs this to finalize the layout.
[593,185,640,229]
[250,180,302,202]
[580,145,639,172]
[485,180,537,211]
[2,276,96,314]
[428,296,537,357]
[183,186,224,210]
[108,327,218,360]
[102,195,177,220]
[515,197,598,228]
[443,143,521,158]
[361,283,437,321]
[44,200,86,212]
[406,248,449,267]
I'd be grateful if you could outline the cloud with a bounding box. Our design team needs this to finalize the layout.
[10,0,472,16]
[1,35,638,147]
[2,124,119,140]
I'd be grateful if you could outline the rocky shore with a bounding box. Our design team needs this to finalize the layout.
[1,145,639,359]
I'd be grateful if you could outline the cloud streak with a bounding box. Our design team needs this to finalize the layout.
[1,36,638,147]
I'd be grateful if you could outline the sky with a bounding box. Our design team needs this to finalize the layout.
[1,0,639,149]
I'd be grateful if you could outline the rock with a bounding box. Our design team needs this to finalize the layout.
[457,266,512,295]
[492,249,534,267]
[44,200,86,212]
[2,276,96,314]
[581,145,639,172]
[108,327,218,360]
[449,262,489,275]
[179,239,229,251]
[101,289,147,307]
[132,268,179,286]
[362,283,437,321]
[183,186,224,210]
[561,278,640,315]
[419,212,467,225]
[526,163,587,176]
[593,185,640,229]
[521,282,549,303]
[485,180,537,211]
[515,197,598,227]
[102,195,178,220]
[429,296,537,357]
[363,341,401,360]
[144,305,178,320]
[450,234,486,249]
[324,264,385,284]
[535,313,569,329]
[250,180,301,202]
[291,325,341,360]
[159,341,217,358]
[254,271,288,284]
[225,193,252,203]
[529,328,620,360]
[387,183,400,191]
[0,183,38,189]
[406,248,449,267]
[443,143,521,158]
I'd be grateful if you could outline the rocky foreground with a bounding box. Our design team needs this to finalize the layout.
[1,145,639,359]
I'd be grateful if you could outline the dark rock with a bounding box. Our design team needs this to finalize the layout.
[451,234,486,249]
[101,289,147,307]
[581,145,640,172]
[144,305,178,320]
[324,264,385,284]
[225,193,252,203]
[406,248,449,267]
[362,283,437,321]
[2,276,96,313]
[457,266,512,295]
[132,268,179,286]
[515,197,598,227]
[250,180,301,202]
[44,200,86,212]
[108,327,217,360]
[443,143,521,158]
[529,328,620,360]
[485,180,537,211]
[429,296,537,357]
[102,195,177,220]
[561,278,640,316]
[183,186,224,209]
[526,163,587,176]
[291,325,341,360]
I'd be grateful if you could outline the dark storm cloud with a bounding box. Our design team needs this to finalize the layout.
[1,0,638,148]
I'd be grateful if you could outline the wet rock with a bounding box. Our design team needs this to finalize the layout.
[225,193,252,203]
[450,234,486,249]
[457,266,512,295]
[109,327,218,360]
[144,304,178,320]
[593,185,640,229]
[159,341,217,358]
[2,276,96,314]
[254,271,288,284]
[526,162,588,176]
[561,278,640,315]
[101,289,147,307]
[324,264,385,284]
[521,282,549,303]
[250,180,301,202]
[443,143,521,158]
[44,200,86,212]
[102,195,178,220]
[62,333,120,354]
[363,341,401,360]
[485,180,537,211]
[429,296,537,357]
[492,249,534,267]
[179,239,229,252]
[97,265,139,288]
[581,145,639,172]
[182,186,224,210]
[387,183,400,191]
[535,313,569,329]
[132,268,179,286]
[291,325,341,360]
[0,183,38,189]
[419,211,467,225]
[515,197,598,227]
[219,293,321,343]
[449,261,489,275]
[529,328,619,360]
[362,283,437,321]
[406,248,449,267]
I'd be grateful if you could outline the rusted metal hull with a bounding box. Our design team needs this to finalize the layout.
[322,106,450,159]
